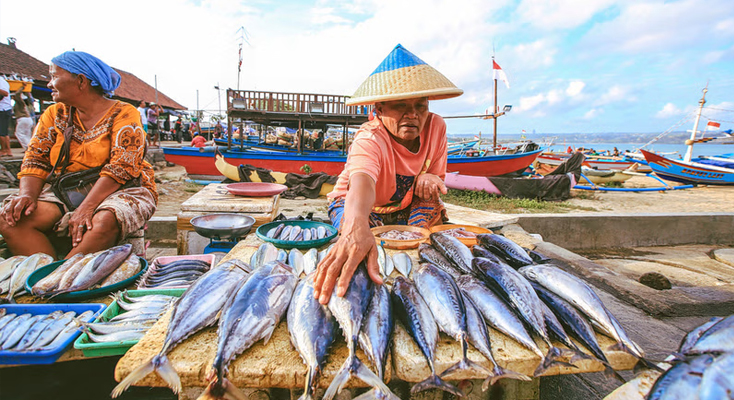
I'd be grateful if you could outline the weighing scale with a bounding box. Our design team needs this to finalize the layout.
[190,214,256,254]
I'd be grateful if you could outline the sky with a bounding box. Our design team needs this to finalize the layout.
[1,0,733,137]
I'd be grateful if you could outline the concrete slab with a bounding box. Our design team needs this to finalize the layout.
[443,203,518,229]
[713,248,734,268]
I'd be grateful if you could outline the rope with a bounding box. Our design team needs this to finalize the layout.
[635,111,695,151]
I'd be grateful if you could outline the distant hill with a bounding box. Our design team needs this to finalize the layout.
[449,131,696,144]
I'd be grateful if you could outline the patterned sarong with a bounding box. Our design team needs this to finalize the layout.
[328,197,447,231]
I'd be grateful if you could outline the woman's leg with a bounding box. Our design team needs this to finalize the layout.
[66,210,120,257]
[0,201,62,257]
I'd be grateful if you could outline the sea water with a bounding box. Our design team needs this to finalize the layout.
[545,143,734,159]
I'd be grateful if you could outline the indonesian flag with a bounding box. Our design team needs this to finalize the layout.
[493,60,510,89]
[707,121,721,130]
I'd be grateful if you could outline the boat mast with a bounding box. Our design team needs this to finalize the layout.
[493,55,498,153]
[683,87,708,162]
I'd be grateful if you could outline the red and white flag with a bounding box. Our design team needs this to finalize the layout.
[707,121,721,130]
[493,60,510,89]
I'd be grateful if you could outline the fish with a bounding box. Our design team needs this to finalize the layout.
[254,243,279,269]
[519,264,657,370]
[392,252,412,277]
[699,351,734,399]
[155,259,211,271]
[357,284,394,400]
[461,293,531,390]
[288,225,303,241]
[377,245,387,278]
[391,275,463,397]
[100,255,142,287]
[53,245,133,295]
[82,320,156,335]
[278,225,293,241]
[323,266,398,400]
[14,310,64,350]
[287,274,337,400]
[28,311,77,349]
[266,224,283,239]
[677,317,723,355]
[302,228,312,241]
[0,312,17,332]
[289,249,305,277]
[303,249,319,276]
[647,354,714,400]
[413,263,488,379]
[476,234,534,268]
[528,249,552,264]
[0,256,27,284]
[277,249,289,263]
[418,243,463,279]
[531,281,624,382]
[41,310,94,350]
[471,245,509,266]
[0,313,32,345]
[2,315,44,349]
[538,301,595,364]
[112,259,251,397]
[317,225,327,239]
[199,261,296,400]
[429,232,473,274]
[5,253,54,302]
[56,252,98,291]
[85,329,147,343]
[31,253,85,296]
[685,314,734,355]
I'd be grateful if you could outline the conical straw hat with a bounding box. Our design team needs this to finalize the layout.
[345,44,463,106]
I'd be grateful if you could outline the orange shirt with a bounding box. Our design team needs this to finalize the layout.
[19,101,158,203]
[191,135,206,148]
[328,113,447,213]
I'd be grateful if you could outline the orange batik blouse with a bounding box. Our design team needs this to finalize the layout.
[19,101,158,203]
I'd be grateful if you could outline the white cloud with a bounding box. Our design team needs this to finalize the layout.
[518,93,546,112]
[594,85,633,106]
[566,81,585,97]
[584,108,601,119]
[508,39,557,69]
[517,0,619,30]
[656,103,682,118]
[311,7,352,25]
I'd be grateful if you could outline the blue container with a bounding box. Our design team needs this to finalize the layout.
[256,220,337,249]
[0,303,105,365]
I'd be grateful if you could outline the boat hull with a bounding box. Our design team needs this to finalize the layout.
[538,152,652,172]
[641,150,734,185]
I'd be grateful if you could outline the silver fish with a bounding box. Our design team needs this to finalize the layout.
[647,354,714,400]
[323,266,398,400]
[86,329,147,343]
[0,256,27,284]
[83,321,156,335]
[6,253,54,302]
[686,314,734,355]
[288,275,336,400]
[28,311,77,349]
[418,243,462,279]
[414,263,488,379]
[357,284,394,400]
[0,312,17,332]
[429,232,473,274]
[699,351,734,399]
[303,248,319,276]
[2,315,44,349]
[56,252,98,291]
[112,259,251,397]
[392,252,413,277]
[477,233,534,268]
[41,310,94,350]
[254,242,279,269]
[678,317,723,355]
[277,249,289,263]
[391,276,462,397]
[59,245,133,294]
[14,311,64,350]
[302,228,312,241]
[32,253,84,296]
[278,224,293,240]
[289,249,305,277]
[200,261,296,400]
[0,313,32,345]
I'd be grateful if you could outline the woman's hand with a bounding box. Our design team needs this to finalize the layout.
[414,173,447,201]
[2,194,37,226]
[68,204,95,246]
[313,217,382,304]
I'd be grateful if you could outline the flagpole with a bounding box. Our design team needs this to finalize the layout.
[493,58,498,153]
[683,87,707,162]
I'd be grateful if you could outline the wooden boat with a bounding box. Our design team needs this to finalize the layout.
[579,166,634,185]
[641,150,734,185]
[537,151,652,172]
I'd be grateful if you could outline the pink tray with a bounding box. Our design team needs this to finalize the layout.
[225,182,287,197]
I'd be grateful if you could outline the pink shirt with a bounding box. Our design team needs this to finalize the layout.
[328,113,447,213]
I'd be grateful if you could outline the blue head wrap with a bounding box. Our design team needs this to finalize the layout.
[51,51,121,96]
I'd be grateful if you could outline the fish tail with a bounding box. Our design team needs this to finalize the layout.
[533,347,577,376]
[633,357,664,374]
[481,366,531,391]
[440,356,490,379]
[111,354,181,398]
[323,355,399,400]
[197,377,247,400]
[568,349,595,364]
[322,356,352,400]
[411,373,464,397]
[602,364,626,384]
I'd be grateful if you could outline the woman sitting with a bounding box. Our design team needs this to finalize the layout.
[313,44,462,303]
[0,51,157,258]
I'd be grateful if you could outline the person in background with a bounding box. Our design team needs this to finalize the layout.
[190,131,206,148]
[0,76,13,157]
[137,101,148,135]
[12,82,34,150]
[147,103,161,147]
[174,116,183,143]
[214,121,223,139]
[0,51,157,258]
[313,44,462,303]
[163,114,171,141]
[613,147,620,157]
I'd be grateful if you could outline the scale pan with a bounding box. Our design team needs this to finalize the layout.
[190,213,256,241]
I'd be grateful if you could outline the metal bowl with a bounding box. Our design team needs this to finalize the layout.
[190,214,256,241]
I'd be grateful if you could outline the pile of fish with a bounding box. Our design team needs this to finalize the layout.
[0,308,95,352]
[31,244,137,298]
[1,253,54,302]
[438,227,478,239]
[138,258,211,289]
[249,242,330,277]
[265,223,332,242]
[377,229,425,241]
[646,314,734,398]
[80,292,178,344]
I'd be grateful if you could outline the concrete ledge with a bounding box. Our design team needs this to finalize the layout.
[147,216,177,242]
[515,213,734,250]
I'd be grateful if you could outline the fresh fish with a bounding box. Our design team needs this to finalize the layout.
[14,311,63,350]
[0,313,32,344]
[477,233,534,268]
[143,278,200,289]
[31,253,85,296]
[112,259,251,397]
[86,329,147,343]
[699,351,734,399]
[82,320,156,335]
[112,294,173,312]
[418,243,462,279]
[109,309,165,323]
[647,354,714,400]
[288,225,303,242]
[100,255,141,287]
[41,310,94,349]
[143,270,204,286]
[317,225,327,239]
[391,276,462,397]
[266,224,282,239]
[254,242,279,269]
[289,249,305,277]
[310,227,318,240]
[413,263,488,379]
[2,315,44,349]
[56,252,98,291]
[531,282,623,381]
[471,245,509,266]
[302,228,312,241]
[287,275,336,400]
[538,301,595,365]
[461,294,530,390]
[0,312,17,332]
[392,252,412,277]
[6,253,54,302]
[303,249,318,275]
[528,249,552,264]
[278,224,293,241]
[377,245,387,278]
[54,245,132,295]
[0,256,27,284]
[277,249,289,263]
[155,259,211,271]
[686,314,734,355]
[323,266,398,400]
[678,316,723,355]
[357,284,394,399]
[519,264,656,369]
[121,291,177,304]
[430,232,473,274]
[28,311,77,349]
[199,261,296,400]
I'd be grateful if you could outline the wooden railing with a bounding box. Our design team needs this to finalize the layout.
[226,89,372,116]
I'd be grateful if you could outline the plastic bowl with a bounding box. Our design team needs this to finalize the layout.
[256,220,337,249]
[429,224,493,246]
[371,225,431,250]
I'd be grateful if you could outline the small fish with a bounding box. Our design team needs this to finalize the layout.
[0,256,27,284]
[288,225,303,242]
[14,311,64,350]
[0,314,32,345]
[85,329,147,343]
[100,255,141,287]
[302,228,312,241]
[418,243,462,279]
[289,249,304,277]
[477,233,534,268]
[0,313,17,332]
[28,311,77,349]
[278,225,293,241]
[392,252,413,277]
[317,226,327,239]
[41,310,94,350]
[56,252,98,291]
[678,317,723,355]
[303,249,319,276]
[2,315,44,349]
[32,253,85,296]
[429,232,473,275]
[6,253,54,302]
[277,249,289,263]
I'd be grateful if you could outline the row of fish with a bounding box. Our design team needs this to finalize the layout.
[266,223,331,242]
[31,244,137,298]
[80,292,178,343]
[1,253,54,302]
[0,308,95,352]
[646,314,734,399]
[250,242,336,277]
[138,258,211,289]
[377,229,425,241]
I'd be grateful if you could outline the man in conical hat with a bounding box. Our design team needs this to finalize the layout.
[314,44,462,303]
